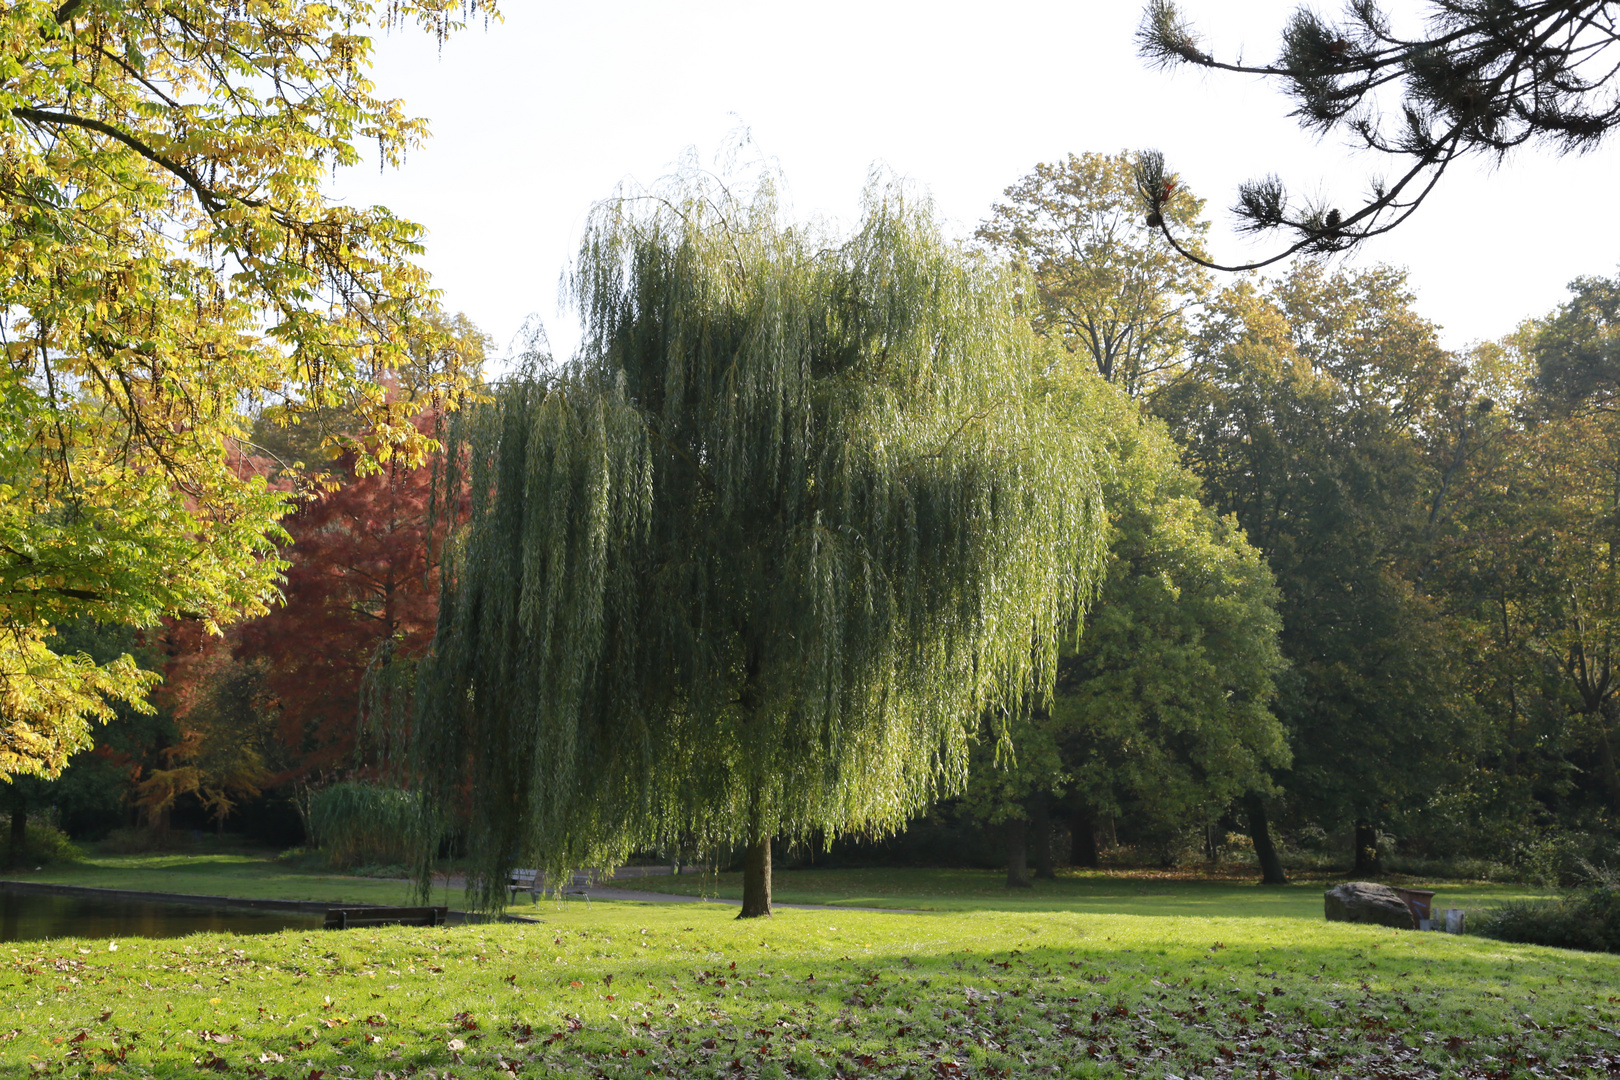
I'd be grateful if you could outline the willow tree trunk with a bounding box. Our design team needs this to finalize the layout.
[739,835,772,918]
[1030,794,1055,879]
[8,807,24,869]
[1244,792,1288,885]
[1353,821,1381,877]
[1005,818,1031,888]
[1070,807,1099,867]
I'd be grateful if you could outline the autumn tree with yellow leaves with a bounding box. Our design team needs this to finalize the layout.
[0,0,492,779]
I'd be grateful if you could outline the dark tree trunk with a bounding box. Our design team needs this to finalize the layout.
[1030,793,1055,879]
[1353,820,1381,877]
[738,835,772,918]
[8,807,25,868]
[1005,817,1031,888]
[1244,792,1288,885]
[1598,716,1620,814]
[1070,807,1099,867]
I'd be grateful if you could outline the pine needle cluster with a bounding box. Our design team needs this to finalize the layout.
[1135,0,1620,268]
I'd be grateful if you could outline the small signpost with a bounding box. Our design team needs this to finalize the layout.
[1391,887,1436,929]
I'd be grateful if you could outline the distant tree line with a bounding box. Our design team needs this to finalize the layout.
[941,151,1620,886]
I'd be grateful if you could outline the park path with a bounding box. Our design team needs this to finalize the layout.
[526,884,916,913]
[421,871,918,914]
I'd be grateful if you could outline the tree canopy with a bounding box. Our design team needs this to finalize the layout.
[1156,262,1477,870]
[411,172,1111,914]
[975,152,1211,397]
[1052,385,1286,862]
[1135,0,1620,269]
[954,374,1284,882]
[0,0,491,778]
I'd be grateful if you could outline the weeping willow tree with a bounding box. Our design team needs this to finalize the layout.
[412,170,1110,915]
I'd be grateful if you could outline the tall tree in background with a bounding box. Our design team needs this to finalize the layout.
[1135,0,1620,269]
[0,1,491,778]
[976,152,1210,398]
[958,707,1069,888]
[413,171,1110,916]
[1418,291,1620,856]
[1525,273,1620,814]
[1157,263,1476,872]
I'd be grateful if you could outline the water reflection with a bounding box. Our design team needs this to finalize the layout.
[0,891,323,942]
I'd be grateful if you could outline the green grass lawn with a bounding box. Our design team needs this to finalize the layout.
[5,898,1618,1078]
[618,865,1555,919]
[5,856,1613,1077]
[7,852,440,908]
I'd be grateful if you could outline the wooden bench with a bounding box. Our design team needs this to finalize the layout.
[562,870,592,903]
[324,906,447,930]
[508,868,541,903]
[507,869,593,902]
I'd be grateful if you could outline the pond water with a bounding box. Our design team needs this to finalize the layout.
[0,891,324,942]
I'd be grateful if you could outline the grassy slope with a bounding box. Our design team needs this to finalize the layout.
[620,866,1554,918]
[5,900,1618,1079]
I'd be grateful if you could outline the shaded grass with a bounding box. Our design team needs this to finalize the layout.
[11,855,1556,923]
[621,866,1555,919]
[4,900,1617,1079]
[6,853,442,908]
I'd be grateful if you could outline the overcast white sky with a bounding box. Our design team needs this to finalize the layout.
[333,1,1620,362]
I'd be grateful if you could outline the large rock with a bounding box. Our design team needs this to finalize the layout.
[1324,882,1417,929]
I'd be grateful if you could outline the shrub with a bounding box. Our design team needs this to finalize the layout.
[15,822,83,864]
[307,781,420,870]
[1475,867,1620,953]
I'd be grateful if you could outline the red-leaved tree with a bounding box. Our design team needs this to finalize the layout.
[234,433,448,781]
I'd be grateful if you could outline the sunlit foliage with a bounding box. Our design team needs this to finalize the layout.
[412,170,1110,910]
[976,151,1211,398]
[0,1,494,777]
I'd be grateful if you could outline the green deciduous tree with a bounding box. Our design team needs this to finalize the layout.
[1414,303,1620,860]
[0,0,492,779]
[957,375,1286,884]
[1,618,172,860]
[976,152,1210,398]
[1157,263,1477,872]
[1054,385,1287,876]
[412,171,1110,916]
